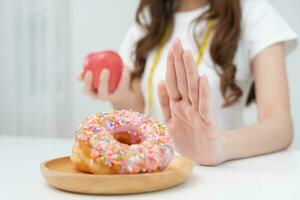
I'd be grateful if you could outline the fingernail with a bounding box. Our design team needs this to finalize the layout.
[168,47,173,57]
[87,71,93,79]
[172,38,179,47]
[187,49,192,53]
[104,69,111,76]
[184,49,192,56]
[202,75,208,81]
[176,38,182,47]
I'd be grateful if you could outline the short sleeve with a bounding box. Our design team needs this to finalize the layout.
[118,23,145,70]
[242,0,298,60]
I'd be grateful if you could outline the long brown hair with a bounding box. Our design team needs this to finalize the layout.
[131,0,255,106]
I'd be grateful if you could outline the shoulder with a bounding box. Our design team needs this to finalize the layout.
[240,0,297,59]
[242,0,274,11]
[241,0,278,22]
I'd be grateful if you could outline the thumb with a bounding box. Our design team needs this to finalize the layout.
[158,80,172,123]
[77,71,84,81]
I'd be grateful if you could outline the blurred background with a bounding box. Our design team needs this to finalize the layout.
[0,0,299,149]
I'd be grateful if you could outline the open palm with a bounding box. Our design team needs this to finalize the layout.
[158,39,224,165]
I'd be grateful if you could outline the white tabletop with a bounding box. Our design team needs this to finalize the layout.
[0,135,299,200]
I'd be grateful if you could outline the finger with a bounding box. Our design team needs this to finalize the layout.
[199,75,212,124]
[157,80,172,122]
[183,49,199,110]
[77,71,84,81]
[173,38,189,101]
[166,46,181,101]
[98,69,110,99]
[83,71,97,99]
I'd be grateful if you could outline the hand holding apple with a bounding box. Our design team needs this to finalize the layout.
[78,50,144,112]
[83,50,123,92]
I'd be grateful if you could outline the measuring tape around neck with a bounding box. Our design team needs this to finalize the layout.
[147,20,214,115]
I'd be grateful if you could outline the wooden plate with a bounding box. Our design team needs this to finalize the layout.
[40,156,194,194]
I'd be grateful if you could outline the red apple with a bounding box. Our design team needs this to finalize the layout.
[83,50,123,92]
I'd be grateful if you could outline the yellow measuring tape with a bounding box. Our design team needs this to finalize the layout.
[147,20,214,115]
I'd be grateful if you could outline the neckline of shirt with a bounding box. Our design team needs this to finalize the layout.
[174,4,210,23]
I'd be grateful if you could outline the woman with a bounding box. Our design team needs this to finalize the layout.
[79,0,298,165]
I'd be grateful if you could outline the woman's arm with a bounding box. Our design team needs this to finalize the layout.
[222,42,293,161]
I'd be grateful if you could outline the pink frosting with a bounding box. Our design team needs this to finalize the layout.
[75,110,174,174]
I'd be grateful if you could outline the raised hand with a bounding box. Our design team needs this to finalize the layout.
[158,39,225,165]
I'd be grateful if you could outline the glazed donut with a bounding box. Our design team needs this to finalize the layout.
[71,110,174,174]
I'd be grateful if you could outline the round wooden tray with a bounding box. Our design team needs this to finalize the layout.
[40,156,194,194]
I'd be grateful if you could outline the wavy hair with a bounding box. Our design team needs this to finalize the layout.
[131,0,255,106]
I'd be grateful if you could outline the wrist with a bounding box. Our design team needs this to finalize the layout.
[193,130,231,166]
[111,92,134,109]
[220,130,236,162]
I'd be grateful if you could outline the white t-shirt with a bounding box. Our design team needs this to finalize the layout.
[119,0,297,130]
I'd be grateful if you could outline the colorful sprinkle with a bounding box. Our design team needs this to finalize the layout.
[73,109,174,174]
